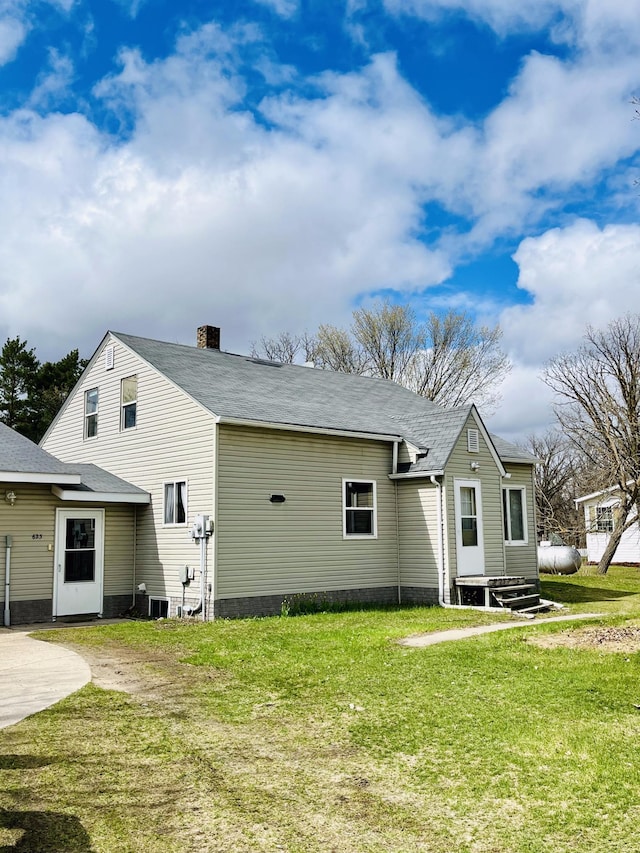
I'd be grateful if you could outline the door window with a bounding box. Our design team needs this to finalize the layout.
[460,486,478,547]
[64,518,96,583]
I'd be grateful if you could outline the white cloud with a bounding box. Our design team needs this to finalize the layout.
[252,0,299,19]
[28,50,75,109]
[381,0,640,53]
[0,43,451,359]
[488,218,640,439]
[501,219,640,367]
[486,363,554,444]
[0,15,26,64]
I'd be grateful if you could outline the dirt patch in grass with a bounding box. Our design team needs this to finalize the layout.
[528,625,640,653]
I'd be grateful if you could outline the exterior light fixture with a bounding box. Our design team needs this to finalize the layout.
[5,490,16,506]
[470,462,480,472]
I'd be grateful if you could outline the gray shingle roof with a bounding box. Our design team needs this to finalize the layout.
[1,423,148,499]
[60,464,150,497]
[0,423,75,478]
[489,435,538,464]
[114,332,533,475]
[115,332,442,437]
[391,406,475,472]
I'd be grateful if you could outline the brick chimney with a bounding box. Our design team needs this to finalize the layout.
[197,325,220,350]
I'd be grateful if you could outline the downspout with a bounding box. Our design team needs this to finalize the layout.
[430,476,446,606]
[131,506,138,607]
[4,535,12,627]
[393,441,401,605]
[212,420,219,620]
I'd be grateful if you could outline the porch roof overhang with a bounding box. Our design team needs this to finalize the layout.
[388,469,445,480]
[0,470,82,485]
[51,463,150,504]
[51,485,150,504]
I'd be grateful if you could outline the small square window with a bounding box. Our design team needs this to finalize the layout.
[343,480,377,538]
[164,481,187,525]
[121,376,137,430]
[84,388,98,439]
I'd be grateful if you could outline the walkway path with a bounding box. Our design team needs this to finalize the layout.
[0,630,91,730]
[0,613,605,730]
[398,612,604,647]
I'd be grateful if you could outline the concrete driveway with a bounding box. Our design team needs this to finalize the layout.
[0,629,91,730]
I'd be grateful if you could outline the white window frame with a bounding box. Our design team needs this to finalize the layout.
[148,596,170,619]
[342,478,377,539]
[595,505,614,533]
[120,375,137,431]
[503,486,528,545]
[163,480,188,526]
[84,388,98,440]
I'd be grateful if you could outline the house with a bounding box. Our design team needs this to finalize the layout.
[26,325,538,623]
[0,422,148,625]
[575,486,640,565]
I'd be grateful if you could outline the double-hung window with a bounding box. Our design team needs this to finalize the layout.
[121,376,137,430]
[503,486,527,544]
[84,388,98,439]
[595,506,614,533]
[343,479,377,538]
[164,480,187,525]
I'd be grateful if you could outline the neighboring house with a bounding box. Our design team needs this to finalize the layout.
[37,325,539,622]
[575,487,640,565]
[0,423,149,625]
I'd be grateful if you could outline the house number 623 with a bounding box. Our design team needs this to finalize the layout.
[31,534,43,540]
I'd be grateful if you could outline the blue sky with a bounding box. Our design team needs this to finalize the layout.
[1,0,640,439]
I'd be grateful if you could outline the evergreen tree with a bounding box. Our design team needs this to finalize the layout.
[0,337,39,436]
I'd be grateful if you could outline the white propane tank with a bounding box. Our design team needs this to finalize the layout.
[537,543,582,574]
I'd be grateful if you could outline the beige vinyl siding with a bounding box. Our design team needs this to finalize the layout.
[0,485,57,601]
[397,480,440,588]
[216,424,397,598]
[42,335,216,600]
[503,462,538,579]
[103,505,136,595]
[0,488,134,602]
[444,414,506,578]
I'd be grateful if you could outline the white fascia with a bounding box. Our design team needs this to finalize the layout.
[51,486,150,504]
[0,471,82,485]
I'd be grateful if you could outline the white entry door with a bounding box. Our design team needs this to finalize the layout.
[454,479,485,576]
[54,509,104,617]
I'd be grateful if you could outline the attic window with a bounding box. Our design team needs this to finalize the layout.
[105,345,114,371]
[467,429,480,453]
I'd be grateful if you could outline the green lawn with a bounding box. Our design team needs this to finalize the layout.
[3,568,640,852]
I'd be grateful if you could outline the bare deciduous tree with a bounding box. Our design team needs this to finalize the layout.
[525,430,590,547]
[250,331,316,364]
[405,312,510,411]
[543,314,640,574]
[252,302,511,412]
